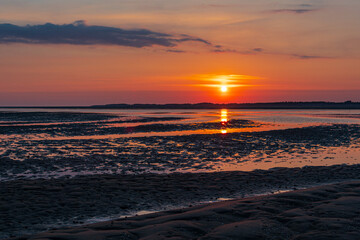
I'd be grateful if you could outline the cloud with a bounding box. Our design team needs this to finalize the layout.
[165,49,186,53]
[269,3,317,14]
[202,4,231,8]
[252,48,263,52]
[176,34,211,45]
[270,8,315,14]
[0,21,331,60]
[0,20,211,48]
[212,48,238,53]
[188,74,262,89]
[291,54,331,59]
[212,47,264,54]
[211,46,332,60]
[299,4,313,8]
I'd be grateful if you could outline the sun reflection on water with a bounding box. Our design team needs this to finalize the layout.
[221,109,228,123]
[220,109,228,134]
[221,129,227,134]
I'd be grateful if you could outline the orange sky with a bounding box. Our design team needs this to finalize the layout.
[0,0,360,105]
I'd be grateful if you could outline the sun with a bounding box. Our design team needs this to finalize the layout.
[220,85,228,92]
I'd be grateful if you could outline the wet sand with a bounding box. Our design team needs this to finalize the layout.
[1,110,360,239]
[2,164,360,239]
[11,180,360,240]
[2,124,360,180]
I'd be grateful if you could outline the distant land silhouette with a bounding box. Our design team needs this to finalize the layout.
[90,101,360,109]
[2,101,360,109]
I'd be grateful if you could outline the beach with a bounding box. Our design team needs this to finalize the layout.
[2,0,360,238]
[1,109,360,239]
[2,164,360,239]
[10,180,360,240]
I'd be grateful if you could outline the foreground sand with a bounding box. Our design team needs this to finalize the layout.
[3,164,360,238]
[16,181,360,240]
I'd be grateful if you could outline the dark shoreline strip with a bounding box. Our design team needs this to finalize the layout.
[2,164,360,239]
[12,181,360,240]
[2,101,360,109]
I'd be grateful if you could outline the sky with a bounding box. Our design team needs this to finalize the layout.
[1,0,360,106]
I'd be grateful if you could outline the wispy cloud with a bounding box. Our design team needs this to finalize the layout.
[0,20,211,48]
[291,54,332,60]
[299,4,313,8]
[212,46,333,60]
[201,4,232,8]
[270,8,315,14]
[165,49,186,53]
[188,74,263,89]
[212,47,264,54]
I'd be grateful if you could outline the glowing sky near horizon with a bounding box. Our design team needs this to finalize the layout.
[0,0,360,105]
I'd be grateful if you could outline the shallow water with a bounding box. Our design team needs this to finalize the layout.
[0,108,359,180]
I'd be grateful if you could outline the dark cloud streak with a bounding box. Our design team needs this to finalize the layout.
[212,47,332,60]
[292,54,332,60]
[212,47,264,54]
[0,20,211,48]
[270,8,315,14]
[0,21,331,60]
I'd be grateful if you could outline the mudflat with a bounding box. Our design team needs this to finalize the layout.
[14,181,360,240]
[2,164,360,239]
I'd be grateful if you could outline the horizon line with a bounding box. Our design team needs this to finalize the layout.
[1,101,359,109]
